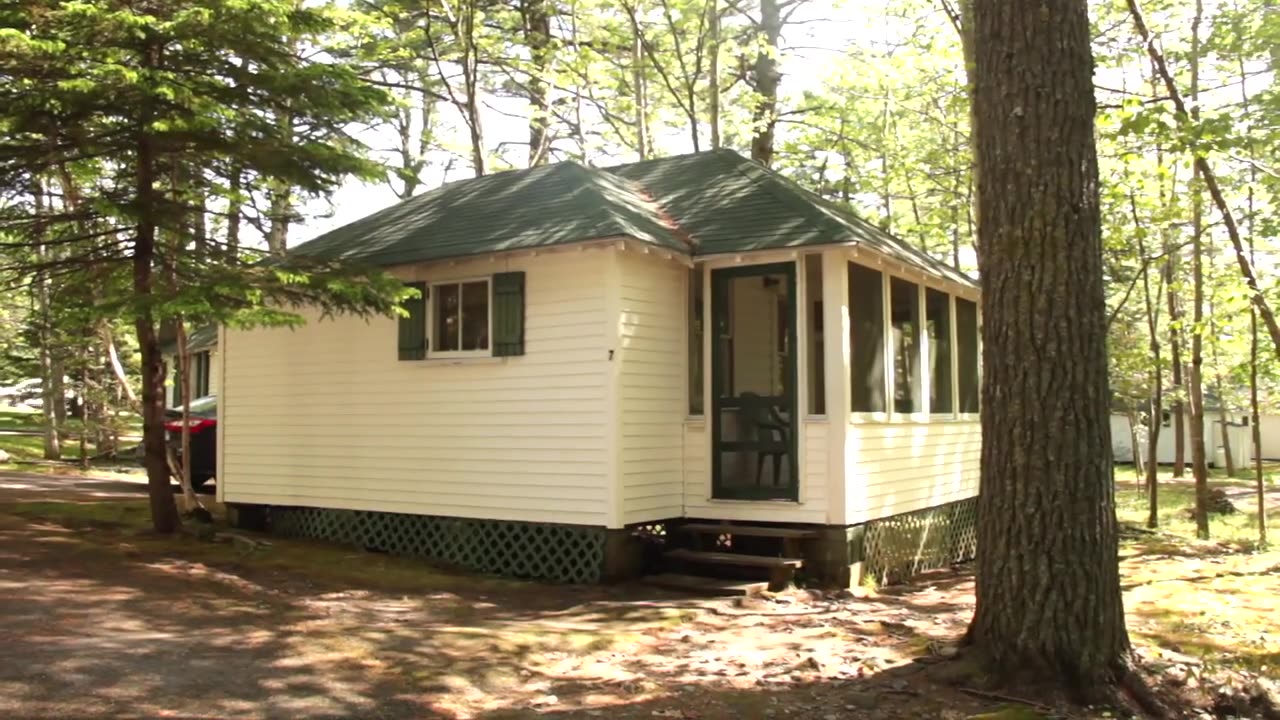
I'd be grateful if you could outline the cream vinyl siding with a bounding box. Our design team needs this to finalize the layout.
[844,420,980,524]
[220,251,611,527]
[617,252,687,524]
[207,350,220,397]
[681,419,830,524]
[1261,415,1280,460]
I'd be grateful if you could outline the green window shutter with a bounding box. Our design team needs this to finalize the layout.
[398,282,427,361]
[492,271,525,357]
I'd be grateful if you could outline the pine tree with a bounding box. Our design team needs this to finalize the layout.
[1,0,407,531]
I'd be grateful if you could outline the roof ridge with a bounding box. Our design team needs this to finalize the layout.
[564,162,650,241]
[722,154,974,285]
[576,163,695,250]
[713,151,854,242]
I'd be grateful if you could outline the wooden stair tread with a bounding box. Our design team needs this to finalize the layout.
[644,573,768,596]
[678,523,818,539]
[665,548,804,568]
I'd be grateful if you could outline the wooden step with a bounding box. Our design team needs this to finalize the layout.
[678,523,818,540]
[644,573,768,597]
[665,548,804,569]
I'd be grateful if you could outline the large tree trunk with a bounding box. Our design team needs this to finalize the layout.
[135,40,181,534]
[173,323,201,511]
[520,0,553,167]
[1166,262,1186,477]
[31,177,61,460]
[265,106,293,255]
[1133,188,1163,527]
[1185,0,1210,540]
[1242,57,1267,549]
[749,0,782,166]
[966,0,1130,693]
[1252,306,1267,546]
[630,10,648,160]
[103,327,137,406]
[707,0,721,150]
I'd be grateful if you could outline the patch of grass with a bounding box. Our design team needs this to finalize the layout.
[1,499,153,530]
[1117,474,1280,675]
[0,406,42,432]
[0,432,87,462]
[1,404,146,432]
[0,498,515,595]
[1116,481,1277,549]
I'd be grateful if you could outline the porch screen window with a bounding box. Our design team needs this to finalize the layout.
[193,351,211,399]
[890,277,921,414]
[956,297,980,413]
[433,279,490,353]
[926,288,952,414]
[848,262,886,413]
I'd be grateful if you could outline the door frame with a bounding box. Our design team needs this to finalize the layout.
[710,262,799,501]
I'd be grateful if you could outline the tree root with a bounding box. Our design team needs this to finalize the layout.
[1117,661,1171,719]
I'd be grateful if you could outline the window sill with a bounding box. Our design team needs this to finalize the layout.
[703,497,802,506]
[849,413,980,425]
[419,355,505,366]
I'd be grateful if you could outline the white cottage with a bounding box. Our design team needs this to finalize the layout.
[217,150,982,588]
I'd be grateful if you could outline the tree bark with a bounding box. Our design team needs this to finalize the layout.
[135,36,181,534]
[520,0,553,166]
[749,0,782,166]
[1185,0,1210,540]
[629,8,649,160]
[707,0,721,150]
[1166,260,1186,477]
[31,176,61,460]
[265,108,292,255]
[104,327,138,407]
[966,0,1130,694]
[1132,188,1162,526]
[461,1,486,176]
[1242,56,1266,548]
[173,323,201,511]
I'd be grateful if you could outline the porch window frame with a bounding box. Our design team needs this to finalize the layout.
[428,276,493,359]
[848,258,979,425]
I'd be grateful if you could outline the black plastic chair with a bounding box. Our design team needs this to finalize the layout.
[737,392,790,486]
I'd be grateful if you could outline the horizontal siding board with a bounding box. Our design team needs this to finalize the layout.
[619,254,687,525]
[221,252,611,526]
[227,492,603,526]
[846,421,980,523]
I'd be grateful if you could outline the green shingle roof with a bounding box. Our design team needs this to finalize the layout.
[159,324,217,355]
[292,149,974,288]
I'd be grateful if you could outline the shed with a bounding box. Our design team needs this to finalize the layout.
[217,149,983,588]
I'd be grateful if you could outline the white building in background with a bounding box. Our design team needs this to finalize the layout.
[1110,410,1275,468]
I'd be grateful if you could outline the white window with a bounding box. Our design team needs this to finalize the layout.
[431,278,490,356]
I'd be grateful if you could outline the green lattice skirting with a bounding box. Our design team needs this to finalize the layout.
[863,498,977,585]
[267,507,606,584]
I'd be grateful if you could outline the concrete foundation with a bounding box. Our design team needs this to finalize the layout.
[807,524,866,589]
[226,503,269,531]
[602,528,648,582]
